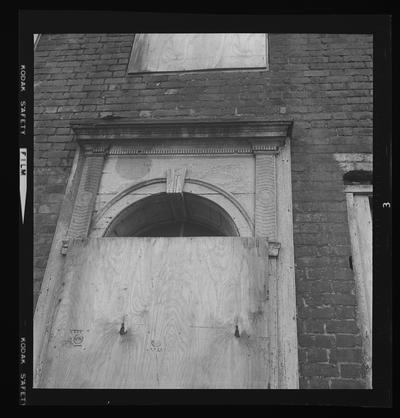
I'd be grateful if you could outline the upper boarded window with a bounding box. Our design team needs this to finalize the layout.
[128,33,268,73]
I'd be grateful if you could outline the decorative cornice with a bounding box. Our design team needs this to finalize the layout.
[61,152,106,254]
[71,118,293,154]
[105,143,280,156]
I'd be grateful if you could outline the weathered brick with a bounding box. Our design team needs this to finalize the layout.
[308,348,328,363]
[330,379,365,389]
[326,320,359,334]
[296,280,331,293]
[38,203,61,214]
[336,334,362,348]
[334,306,357,320]
[299,378,309,389]
[323,293,357,306]
[35,224,56,234]
[302,364,339,377]
[335,348,362,363]
[309,377,330,389]
[298,348,308,363]
[304,320,325,333]
[309,307,336,319]
[314,334,336,349]
[340,364,363,378]
[298,334,315,347]
[331,281,355,293]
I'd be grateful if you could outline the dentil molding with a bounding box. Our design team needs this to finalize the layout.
[70,118,293,155]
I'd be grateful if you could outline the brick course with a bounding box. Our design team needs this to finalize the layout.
[34,33,372,389]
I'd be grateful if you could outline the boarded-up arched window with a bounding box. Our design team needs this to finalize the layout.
[105,192,239,237]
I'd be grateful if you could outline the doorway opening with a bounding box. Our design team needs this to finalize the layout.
[104,192,239,237]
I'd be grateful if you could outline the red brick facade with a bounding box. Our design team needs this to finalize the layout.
[34,33,373,389]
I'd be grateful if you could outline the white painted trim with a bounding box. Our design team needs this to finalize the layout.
[344,185,372,194]
[345,190,373,389]
[265,34,270,71]
[33,147,82,387]
[34,34,41,50]
[275,138,299,388]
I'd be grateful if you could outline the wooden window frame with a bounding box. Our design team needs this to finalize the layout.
[345,184,373,388]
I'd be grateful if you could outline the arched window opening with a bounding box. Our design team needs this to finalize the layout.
[105,192,239,237]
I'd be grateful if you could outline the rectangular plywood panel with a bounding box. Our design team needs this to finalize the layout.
[40,237,270,388]
[128,34,267,73]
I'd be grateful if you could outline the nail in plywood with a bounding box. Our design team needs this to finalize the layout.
[39,237,271,389]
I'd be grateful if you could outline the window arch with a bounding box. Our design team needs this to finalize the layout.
[104,192,240,237]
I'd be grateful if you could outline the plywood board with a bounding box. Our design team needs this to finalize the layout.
[39,237,270,389]
[129,34,267,73]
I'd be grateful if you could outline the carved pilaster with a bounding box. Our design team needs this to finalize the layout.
[61,147,108,254]
[254,152,277,239]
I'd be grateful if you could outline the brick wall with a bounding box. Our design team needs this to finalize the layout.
[34,33,373,388]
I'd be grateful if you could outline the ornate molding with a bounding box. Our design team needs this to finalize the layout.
[71,118,292,155]
[93,177,254,235]
[255,153,276,239]
[105,142,281,156]
[80,143,110,156]
[61,152,106,254]
[109,143,252,155]
[68,117,292,246]
[250,139,281,155]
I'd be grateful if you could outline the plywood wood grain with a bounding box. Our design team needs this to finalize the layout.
[40,237,270,389]
[129,34,267,73]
